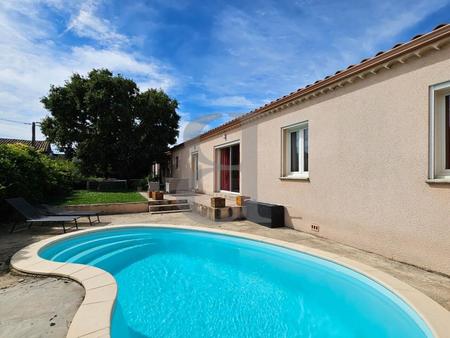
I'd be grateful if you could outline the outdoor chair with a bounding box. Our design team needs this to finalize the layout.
[5,198,79,233]
[40,204,101,226]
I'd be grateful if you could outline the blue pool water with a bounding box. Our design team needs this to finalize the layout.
[39,227,433,338]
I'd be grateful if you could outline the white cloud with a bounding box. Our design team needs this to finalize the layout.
[70,47,176,91]
[0,1,175,140]
[65,0,129,47]
[332,0,450,61]
[199,0,450,106]
[210,96,256,109]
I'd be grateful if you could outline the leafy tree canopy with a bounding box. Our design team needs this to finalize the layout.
[41,69,180,178]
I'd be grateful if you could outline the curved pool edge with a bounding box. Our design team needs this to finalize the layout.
[10,224,450,338]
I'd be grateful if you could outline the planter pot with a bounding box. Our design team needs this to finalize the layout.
[236,195,250,206]
[211,197,225,208]
[151,191,164,200]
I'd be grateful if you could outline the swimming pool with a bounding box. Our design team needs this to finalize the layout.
[38,226,434,338]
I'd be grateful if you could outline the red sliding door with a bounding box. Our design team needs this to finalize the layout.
[219,144,239,192]
[220,148,230,191]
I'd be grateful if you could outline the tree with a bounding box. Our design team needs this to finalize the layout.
[41,69,179,178]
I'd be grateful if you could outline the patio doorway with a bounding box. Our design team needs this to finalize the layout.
[192,152,199,190]
[218,143,240,193]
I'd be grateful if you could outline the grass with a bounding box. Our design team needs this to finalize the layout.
[54,189,147,205]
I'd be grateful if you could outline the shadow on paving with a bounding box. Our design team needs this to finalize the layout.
[0,222,98,338]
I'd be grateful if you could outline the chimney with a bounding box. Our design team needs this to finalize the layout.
[32,122,36,147]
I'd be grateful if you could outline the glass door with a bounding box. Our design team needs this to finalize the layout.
[219,144,239,193]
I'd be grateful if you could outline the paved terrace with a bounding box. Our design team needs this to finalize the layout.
[1,212,449,338]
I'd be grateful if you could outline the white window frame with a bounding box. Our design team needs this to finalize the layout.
[281,121,309,179]
[429,81,450,179]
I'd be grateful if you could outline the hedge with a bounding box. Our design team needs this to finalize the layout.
[0,144,82,203]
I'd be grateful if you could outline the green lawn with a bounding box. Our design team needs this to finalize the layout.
[55,190,147,205]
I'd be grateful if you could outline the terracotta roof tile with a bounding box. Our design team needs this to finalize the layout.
[0,138,52,153]
[434,23,447,30]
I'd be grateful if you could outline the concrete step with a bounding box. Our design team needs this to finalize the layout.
[149,203,191,212]
[150,208,192,215]
[148,199,188,206]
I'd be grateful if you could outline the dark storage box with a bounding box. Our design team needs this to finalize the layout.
[211,197,226,208]
[244,200,284,228]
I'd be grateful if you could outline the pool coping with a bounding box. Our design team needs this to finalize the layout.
[10,224,450,338]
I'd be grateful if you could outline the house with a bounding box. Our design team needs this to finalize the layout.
[169,24,450,275]
[0,138,53,155]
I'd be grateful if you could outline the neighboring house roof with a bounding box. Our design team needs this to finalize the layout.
[0,138,52,153]
[174,23,450,148]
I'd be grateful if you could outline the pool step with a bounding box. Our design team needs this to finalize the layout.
[49,233,154,261]
[88,242,154,266]
[64,238,152,264]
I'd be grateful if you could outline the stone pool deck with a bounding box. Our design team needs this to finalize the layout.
[1,212,449,337]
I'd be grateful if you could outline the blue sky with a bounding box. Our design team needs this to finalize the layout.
[0,0,449,143]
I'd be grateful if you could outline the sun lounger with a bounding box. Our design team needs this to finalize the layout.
[40,204,101,226]
[5,198,79,233]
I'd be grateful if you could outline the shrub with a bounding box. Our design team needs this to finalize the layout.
[0,144,81,203]
[97,179,127,192]
[139,179,148,191]
[127,178,148,191]
[86,177,103,191]
[42,156,83,196]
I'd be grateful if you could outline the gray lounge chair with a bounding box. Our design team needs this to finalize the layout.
[6,198,79,233]
[40,204,101,226]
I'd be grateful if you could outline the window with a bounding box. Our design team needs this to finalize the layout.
[282,122,309,178]
[430,81,450,179]
[217,143,240,192]
[175,156,179,170]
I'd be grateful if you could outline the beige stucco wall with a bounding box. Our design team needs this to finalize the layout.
[172,48,450,275]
